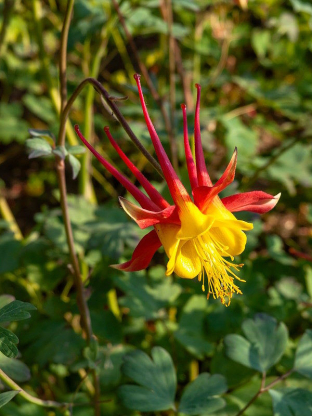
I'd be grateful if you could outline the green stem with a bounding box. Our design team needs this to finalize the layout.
[0,368,67,409]
[79,34,108,200]
[0,0,15,56]
[0,193,23,240]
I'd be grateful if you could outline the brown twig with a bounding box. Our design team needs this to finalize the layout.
[235,369,294,416]
[111,0,178,171]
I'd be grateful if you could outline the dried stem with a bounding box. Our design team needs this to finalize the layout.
[111,0,178,171]
[235,369,294,416]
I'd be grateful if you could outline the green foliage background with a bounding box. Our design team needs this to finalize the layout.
[0,0,312,415]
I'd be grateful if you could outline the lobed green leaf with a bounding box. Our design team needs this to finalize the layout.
[224,314,288,372]
[118,347,176,411]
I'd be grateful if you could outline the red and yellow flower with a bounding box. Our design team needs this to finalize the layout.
[75,74,279,305]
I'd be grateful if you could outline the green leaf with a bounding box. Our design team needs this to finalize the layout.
[23,321,86,367]
[67,154,81,179]
[52,145,68,159]
[221,117,257,174]
[290,0,312,15]
[0,234,22,274]
[23,94,56,124]
[224,314,288,372]
[26,138,52,159]
[67,145,86,155]
[0,300,36,323]
[0,327,19,358]
[175,295,213,359]
[114,270,181,320]
[172,0,199,12]
[0,352,30,382]
[0,391,20,408]
[294,329,312,379]
[251,30,271,59]
[99,345,133,388]
[0,103,29,144]
[0,296,15,310]
[118,347,176,411]
[178,373,227,415]
[28,129,55,142]
[269,388,312,416]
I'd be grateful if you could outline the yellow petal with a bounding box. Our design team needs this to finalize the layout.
[172,240,202,279]
[154,223,180,258]
[177,201,214,240]
[209,225,247,256]
[155,223,201,278]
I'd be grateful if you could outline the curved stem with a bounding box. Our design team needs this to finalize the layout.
[263,369,294,391]
[235,369,294,416]
[58,77,163,177]
[0,368,67,409]
[235,372,266,416]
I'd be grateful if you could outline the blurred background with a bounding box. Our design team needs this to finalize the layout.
[0,0,312,415]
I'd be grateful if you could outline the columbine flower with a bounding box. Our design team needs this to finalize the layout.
[75,74,280,305]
